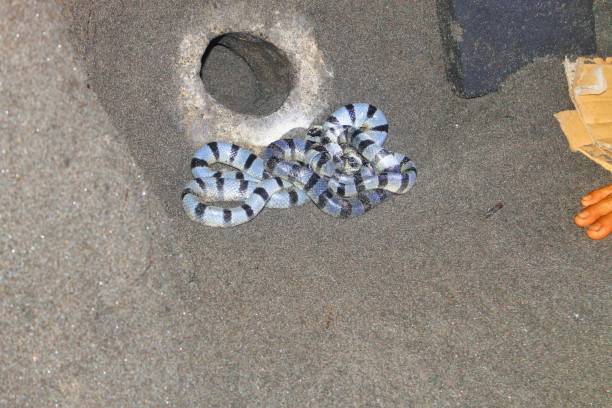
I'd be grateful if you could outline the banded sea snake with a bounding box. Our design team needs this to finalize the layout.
[182,103,417,227]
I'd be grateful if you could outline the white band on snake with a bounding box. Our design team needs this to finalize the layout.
[182,103,417,227]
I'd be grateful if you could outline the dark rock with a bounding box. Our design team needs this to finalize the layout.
[437,0,597,98]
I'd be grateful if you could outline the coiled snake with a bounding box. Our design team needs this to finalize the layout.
[182,103,417,227]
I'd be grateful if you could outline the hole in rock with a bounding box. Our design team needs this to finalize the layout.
[200,32,294,117]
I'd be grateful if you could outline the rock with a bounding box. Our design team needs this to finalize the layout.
[437,0,597,98]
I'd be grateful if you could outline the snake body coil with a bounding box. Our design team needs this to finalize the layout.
[182,103,417,227]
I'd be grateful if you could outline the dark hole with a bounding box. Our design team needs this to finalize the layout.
[200,32,294,117]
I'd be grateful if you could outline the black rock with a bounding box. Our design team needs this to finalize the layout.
[437,0,597,98]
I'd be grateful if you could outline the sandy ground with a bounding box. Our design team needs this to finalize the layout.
[1,0,610,406]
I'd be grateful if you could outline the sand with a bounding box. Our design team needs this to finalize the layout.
[1,0,610,406]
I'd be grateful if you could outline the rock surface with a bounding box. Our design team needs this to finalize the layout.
[437,0,596,97]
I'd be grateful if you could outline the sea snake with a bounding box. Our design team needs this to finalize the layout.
[182,103,417,227]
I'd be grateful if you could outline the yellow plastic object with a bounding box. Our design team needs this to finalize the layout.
[555,57,612,172]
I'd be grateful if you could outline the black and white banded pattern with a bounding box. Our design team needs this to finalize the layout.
[182,103,417,227]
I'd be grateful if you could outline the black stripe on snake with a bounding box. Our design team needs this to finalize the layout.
[182,103,417,227]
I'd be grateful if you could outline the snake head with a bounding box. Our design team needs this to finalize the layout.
[339,146,363,174]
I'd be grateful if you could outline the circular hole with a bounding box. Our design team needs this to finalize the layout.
[200,32,294,117]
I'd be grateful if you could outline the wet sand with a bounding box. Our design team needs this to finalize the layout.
[1,1,610,406]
